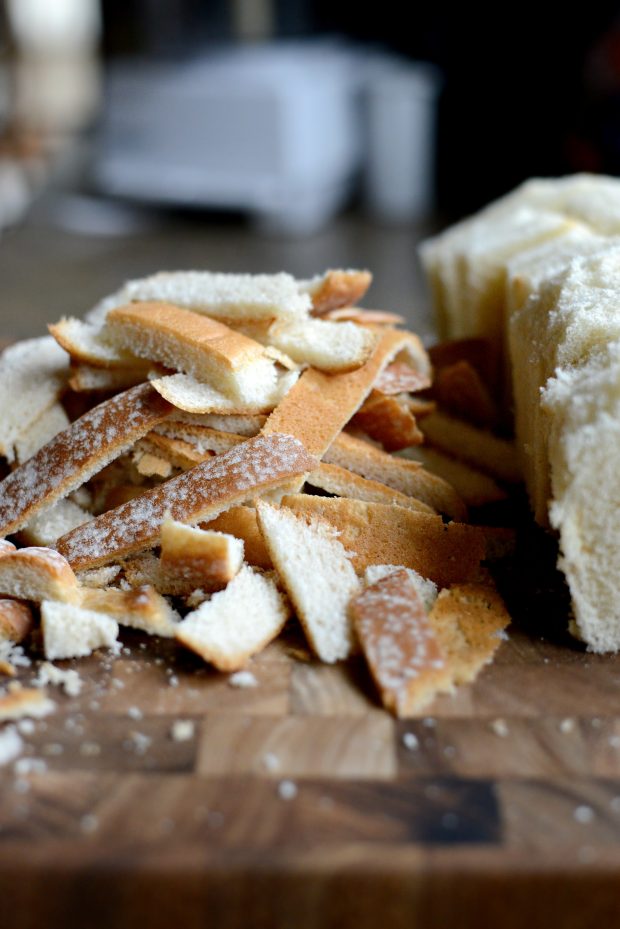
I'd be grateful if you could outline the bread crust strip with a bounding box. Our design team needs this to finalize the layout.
[306,462,435,515]
[419,411,521,483]
[0,383,173,537]
[350,569,453,716]
[261,328,430,461]
[351,393,424,451]
[281,495,485,588]
[306,269,372,314]
[56,433,318,570]
[326,432,466,520]
[373,362,431,395]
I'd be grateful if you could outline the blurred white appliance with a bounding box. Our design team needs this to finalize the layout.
[95,41,364,235]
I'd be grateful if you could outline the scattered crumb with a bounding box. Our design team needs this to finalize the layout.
[14,757,47,775]
[228,670,258,689]
[490,718,509,738]
[17,719,35,736]
[171,719,195,742]
[127,731,152,755]
[168,675,179,688]
[559,718,575,734]
[127,706,143,721]
[79,741,101,757]
[401,731,419,751]
[278,779,298,800]
[0,726,23,767]
[573,805,594,824]
[262,752,280,772]
[33,662,83,697]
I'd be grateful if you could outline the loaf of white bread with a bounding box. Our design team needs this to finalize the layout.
[420,173,620,652]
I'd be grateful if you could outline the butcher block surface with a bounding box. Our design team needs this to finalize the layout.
[3,528,620,929]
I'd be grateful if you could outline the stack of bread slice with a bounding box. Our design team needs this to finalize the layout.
[420,173,620,652]
[0,267,512,714]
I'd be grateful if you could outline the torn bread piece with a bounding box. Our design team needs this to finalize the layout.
[57,433,318,570]
[281,495,485,587]
[19,499,93,548]
[41,600,119,660]
[0,600,34,644]
[0,336,69,463]
[321,307,405,326]
[418,411,521,483]
[106,302,278,404]
[76,565,122,589]
[301,269,372,313]
[202,506,272,570]
[398,446,507,508]
[256,501,360,662]
[429,582,510,685]
[374,361,431,395]
[122,551,208,597]
[79,585,179,638]
[49,317,142,369]
[434,360,499,428]
[160,519,243,592]
[88,270,315,324]
[14,402,70,465]
[351,392,424,451]
[150,367,299,416]
[0,686,56,722]
[0,383,173,537]
[267,317,377,372]
[0,547,79,603]
[306,462,435,515]
[175,565,290,671]
[326,432,466,520]
[363,564,438,611]
[350,570,453,716]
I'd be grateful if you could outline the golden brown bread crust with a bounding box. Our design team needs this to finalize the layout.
[351,392,424,451]
[202,506,273,569]
[350,569,452,716]
[0,383,173,537]
[0,547,79,603]
[0,686,55,721]
[321,307,405,325]
[309,270,372,314]
[281,495,485,587]
[306,462,434,514]
[56,433,318,570]
[106,301,268,375]
[0,599,34,643]
[374,361,431,395]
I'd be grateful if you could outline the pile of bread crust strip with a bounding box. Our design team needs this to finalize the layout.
[0,268,513,717]
[420,173,620,653]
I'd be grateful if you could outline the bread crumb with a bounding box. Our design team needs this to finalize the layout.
[171,719,195,742]
[127,706,143,720]
[262,752,280,772]
[490,718,509,737]
[401,732,419,751]
[17,719,35,735]
[0,726,23,766]
[33,662,83,697]
[574,805,594,824]
[278,779,297,800]
[127,731,152,755]
[228,670,258,689]
[14,756,46,775]
[559,717,575,734]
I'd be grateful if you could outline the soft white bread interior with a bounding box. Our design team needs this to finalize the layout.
[267,317,377,372]
[41,599,119,660]
[175,565,289,671]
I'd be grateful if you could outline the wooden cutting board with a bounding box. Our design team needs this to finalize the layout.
[2,524,620,929]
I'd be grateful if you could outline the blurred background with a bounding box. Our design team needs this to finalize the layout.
[0,0,619,337]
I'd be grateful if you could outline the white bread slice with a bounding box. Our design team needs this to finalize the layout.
[267,317,377,372]
[175,565,290,671]
[0,547,79,603]
[20,499,93,547]
[300,268,372,313]
[256,501,360,663]
[160,518,243,591]
[325,432,466,520]
[56,433,318,569]
[541,343,620,652]
[106,302,278,404]
[87,270,314,324]
[350,569,452,716]
[14,402,70,465]
[0,337,69,463]
[49,317,141,368]
[0,383,172,537]
[281,495,485,587]
[150,367,299,415]
[306,462,435,514]
[79,585,179,637]
[41,599,119,660]
[0,600,34,643]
